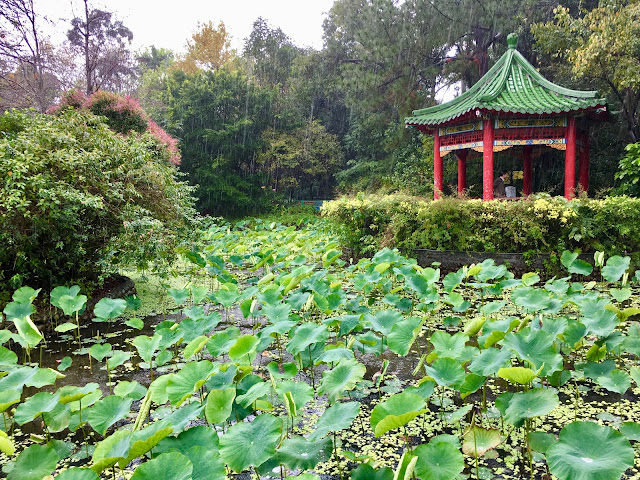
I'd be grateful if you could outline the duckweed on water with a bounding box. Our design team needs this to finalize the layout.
[3,218,640,479]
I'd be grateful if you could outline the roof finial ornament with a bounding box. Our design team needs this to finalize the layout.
[507,33,518,50]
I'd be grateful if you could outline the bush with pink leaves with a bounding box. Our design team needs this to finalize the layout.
[51,89,181,165]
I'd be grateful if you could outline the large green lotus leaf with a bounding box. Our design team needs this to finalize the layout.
[0,389,21,413]
[8,443,58,480]
[56,294,88,317]
[132,335,161,363]
[497,366,540,385]
[228,334,259,363]
[121,421,174,467]
[87,395,132,435]
[528,431,557,453]
[219,413,282,472]
[601,255,630,283]
[184,445,226,480]
[370,392,426,437]
[414,441,464,480]
[430,331,469,361]
[93,298,127,320]
[317,359,366,404]
[502,329,562,376]
[236,381,270,408]
[67,387,102,412]
[316,347,355,364]
[11,286,40,303]
[42,402,72,432]
[351,463,394,480]
[263,303,291,323]
[113,380,147,400]
[275,380,314,411]
[89,342,112,362]
[462,426,501,457]
[205,388,236,424]
[504,388,559,427]
[9,311,43,348]
[55,467,99,480]
[130,452,193,480]
[547,421,634,480]
[26,366,60,388]
[167,360,216,406]
[388,317,424,356]
[511,286,552,313]
[50,285,80,307]
[596,369,631,394]
[581,309,619,338]
[619,421,640,441]
[161,401,203,432]
[366,309,403,336]
[155,425,219,456]
[106,350,131,370]
[424,358,466,388]
[14,391,61,424]
[459,374,486,400]
[167,287,190,307]
[576,359,616,380]
[468,347,512,376]
[92,430,132,472]
[3,299,35,320]
[275,436,332,470]
[308,401,361,442]
[190,285,209,305]
[184,335,210,360]
[286,323,330,356]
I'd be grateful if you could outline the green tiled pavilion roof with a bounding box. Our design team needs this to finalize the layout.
[405,34,607,128]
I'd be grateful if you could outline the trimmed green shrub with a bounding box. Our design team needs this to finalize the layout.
[0,108,197,294]
[322,194,640,258]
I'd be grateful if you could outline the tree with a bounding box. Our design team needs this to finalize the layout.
[0,0,59,111]
[161,68,276,216]
[66,0,135,94]
[175,21,234,73]
[533,1,640,143]
[258,120,344,199]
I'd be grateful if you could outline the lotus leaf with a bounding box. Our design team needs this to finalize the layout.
[462,426,502,457]
[130,452,193,480]
[88,395,132,435]
[370,392,426,437]
[308,401,361,441]
[424,357,466,388]
[8,443,58,480]
[414,440,464,480]
[219,413,282,472]
[275,436,333,470]
[547,421,633,480]
[317,358,366,404]
[503,388,559,427]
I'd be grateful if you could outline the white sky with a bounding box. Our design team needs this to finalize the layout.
[38,0,336,53]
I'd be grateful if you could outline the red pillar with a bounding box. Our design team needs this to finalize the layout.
[457,150,468,195]
[578,131,590,195]
[564,116,577,199]
[434,129,443,200]
[482,118,494,200]
[523,145,533,196]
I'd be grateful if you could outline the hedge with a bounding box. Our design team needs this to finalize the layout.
[321,194,640,260]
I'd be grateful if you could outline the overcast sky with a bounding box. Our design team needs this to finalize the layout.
[38,0,336,53]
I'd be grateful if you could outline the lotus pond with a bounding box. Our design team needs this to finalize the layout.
[3,218,640,480]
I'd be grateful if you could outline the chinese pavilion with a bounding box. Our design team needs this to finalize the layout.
[405,33,608,200]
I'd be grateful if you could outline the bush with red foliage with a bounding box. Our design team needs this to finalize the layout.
[50,89,181,165]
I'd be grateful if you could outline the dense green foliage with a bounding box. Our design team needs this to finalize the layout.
[0,109,196,292]
[322,194,640,258]
[3,220,640,479]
